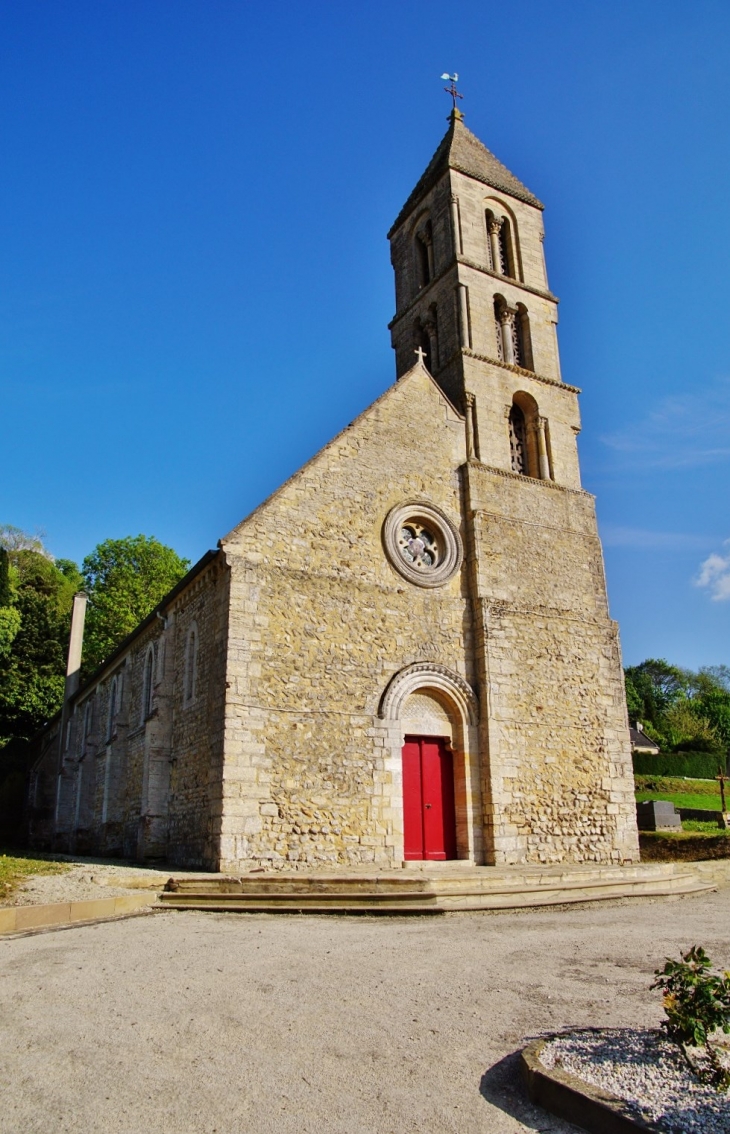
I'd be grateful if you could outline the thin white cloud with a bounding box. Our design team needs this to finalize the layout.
[600,525,712,551]
[695,542,730,601]
[601,377,730,470]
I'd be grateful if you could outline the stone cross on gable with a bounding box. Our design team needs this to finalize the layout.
[414,346,428,366]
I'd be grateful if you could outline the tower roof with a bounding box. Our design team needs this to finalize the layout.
[388,112,543,237]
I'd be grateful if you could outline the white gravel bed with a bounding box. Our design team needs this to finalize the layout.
[541,1028,730,1133]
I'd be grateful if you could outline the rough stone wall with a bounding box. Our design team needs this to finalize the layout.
[461,354,582,489]
[167,564,230,868]
[219,365,471,871]
[464,462,639,864]
[389,166,558,390]
[27,558,228,867]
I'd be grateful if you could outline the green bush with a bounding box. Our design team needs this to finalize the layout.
[652,946,730,1089]
[633,751,727,779]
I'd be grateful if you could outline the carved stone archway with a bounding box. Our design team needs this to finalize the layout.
[378,663,482,864]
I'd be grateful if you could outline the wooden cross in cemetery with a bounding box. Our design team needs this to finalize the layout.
[717,766,728,814]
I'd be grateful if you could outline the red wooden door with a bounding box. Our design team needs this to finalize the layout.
[402,736,457,861]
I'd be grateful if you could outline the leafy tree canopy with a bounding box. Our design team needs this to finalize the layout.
[81,535,190,674]
[0,547,82,744]
[0,525,49,555]
[625,657,730,757]
[0,529,188,750]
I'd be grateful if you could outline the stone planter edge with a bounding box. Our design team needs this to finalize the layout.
[520,1033,658,1133]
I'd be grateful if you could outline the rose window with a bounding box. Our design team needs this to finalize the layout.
[383,502,463,589]
[397,524,439,570]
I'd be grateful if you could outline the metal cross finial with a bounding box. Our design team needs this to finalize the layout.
[441,73,463,112]
[414,346,428,366]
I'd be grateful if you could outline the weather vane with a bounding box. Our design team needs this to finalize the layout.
[441,73,463,112]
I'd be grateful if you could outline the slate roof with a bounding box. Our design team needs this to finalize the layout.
[629,727,661,754]
[388,112,543,237]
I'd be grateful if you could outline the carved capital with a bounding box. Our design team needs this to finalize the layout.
[498,306,516,325]
[488,216,505,235]
[464,391,475,409]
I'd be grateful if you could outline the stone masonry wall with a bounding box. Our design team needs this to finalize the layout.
[27,557,228,867]
[219,365,472,871]
[464,462,639,865]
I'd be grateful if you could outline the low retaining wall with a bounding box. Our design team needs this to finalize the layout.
[0,893,157,935]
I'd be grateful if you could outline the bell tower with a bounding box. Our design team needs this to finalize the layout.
[387,104,640,867]
[388,106,582,490]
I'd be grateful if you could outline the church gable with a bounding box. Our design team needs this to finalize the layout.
[221,360,466,573]
[216,364,473,869]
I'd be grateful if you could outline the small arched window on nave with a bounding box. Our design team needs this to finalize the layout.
[141,645,155,723]
[106,677,119,743]
[183,623,198,708]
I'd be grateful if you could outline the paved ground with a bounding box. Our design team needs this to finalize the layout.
[1,889,729,1134]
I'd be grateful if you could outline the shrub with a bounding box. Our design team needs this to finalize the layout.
[633,751,727,779]
[652,945,730,1089]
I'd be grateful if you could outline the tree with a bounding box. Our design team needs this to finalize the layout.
[0,550,21,660]
[625,657,730,757]
[0,525,49,555]
[0,548,83,743]
[81,535,190,673]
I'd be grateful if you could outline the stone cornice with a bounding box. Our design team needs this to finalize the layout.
[388,260,559,332]
[466,460,593,498]
[456,256,559,303]
[451,349,581,394]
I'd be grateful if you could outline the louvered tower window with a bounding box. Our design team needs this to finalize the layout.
[509,404,528,474]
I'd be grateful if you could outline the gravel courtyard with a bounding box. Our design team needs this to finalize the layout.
[2,890,729,1134]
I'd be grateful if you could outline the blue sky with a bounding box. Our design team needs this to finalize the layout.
[1,0,729,669]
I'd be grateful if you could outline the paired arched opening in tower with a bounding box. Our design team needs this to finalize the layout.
[379,663,482,864]
[484,199,523,282]
[493,295,533,371]
[413,216,434,290]
[508,391,553,481]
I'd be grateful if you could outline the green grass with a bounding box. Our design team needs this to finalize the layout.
[635,790,721,811]
[634,775,722,796]
[0,852,69,904]
[634,774,725,814]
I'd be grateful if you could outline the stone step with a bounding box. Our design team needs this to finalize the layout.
[158,866,715,914]
[161,861,702,896]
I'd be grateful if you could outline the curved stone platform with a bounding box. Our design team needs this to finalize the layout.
[158,861,720,915]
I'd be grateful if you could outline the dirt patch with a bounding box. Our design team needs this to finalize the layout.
[640,832,730,862]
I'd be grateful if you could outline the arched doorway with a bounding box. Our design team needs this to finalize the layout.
[379,664,481,864]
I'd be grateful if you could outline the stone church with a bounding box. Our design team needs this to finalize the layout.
[28,108,640,872]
